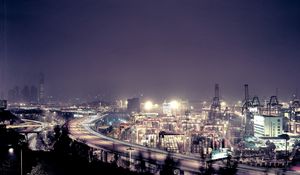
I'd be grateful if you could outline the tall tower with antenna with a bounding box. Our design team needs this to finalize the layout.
[211,83,221,111]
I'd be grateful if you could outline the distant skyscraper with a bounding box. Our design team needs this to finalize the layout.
[8,85,38,103]
[8,86,20,102]
[38,73,45,104]
[21,85,30,102]
[127,98,140,113]
[8,89,15,102]
[30,86,38,103]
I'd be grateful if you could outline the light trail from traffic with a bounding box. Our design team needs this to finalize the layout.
[68,114,293,174]
[69,115,205,173]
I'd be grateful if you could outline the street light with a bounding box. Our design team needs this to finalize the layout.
[279,134,290,168]
[8,147,14,155]
[127,147,134,170]
[21,148,23,175]
[8,147,22,175]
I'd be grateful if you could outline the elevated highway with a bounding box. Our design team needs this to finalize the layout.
[68,115,295,174]
[69,115,205,173]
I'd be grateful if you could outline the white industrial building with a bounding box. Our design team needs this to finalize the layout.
[254,115,283,137]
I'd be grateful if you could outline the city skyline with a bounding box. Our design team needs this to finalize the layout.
[1,0,300,101]
[2,1,300,174]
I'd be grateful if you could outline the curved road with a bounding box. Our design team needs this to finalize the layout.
[69,115,204,173]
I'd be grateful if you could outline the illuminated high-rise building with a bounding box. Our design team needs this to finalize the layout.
[38,73,45,104]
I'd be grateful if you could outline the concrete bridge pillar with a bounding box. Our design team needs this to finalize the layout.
[102,151,108,162]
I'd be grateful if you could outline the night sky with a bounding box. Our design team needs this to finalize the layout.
[1,0,300,102]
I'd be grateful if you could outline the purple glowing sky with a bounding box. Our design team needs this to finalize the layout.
[1,0,300,101]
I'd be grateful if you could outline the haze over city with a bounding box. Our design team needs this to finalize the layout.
[2,1,300,175]
[1,0,300,102]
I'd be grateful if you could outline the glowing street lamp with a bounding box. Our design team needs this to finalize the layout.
[8,147,23,175]
[8,148,14,155]
[144,101,153,111]
[127,147,134,170]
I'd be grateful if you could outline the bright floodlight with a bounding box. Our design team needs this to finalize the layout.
[170,100,179,109]
[221,101,227,107]
[144,101,153,110]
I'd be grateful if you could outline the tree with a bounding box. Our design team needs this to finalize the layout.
[135,152,146,173]
[28,163,47,175]
[265,140,276,158]
[53,125,61,140]
[111,153,119,167]
[160,153,180,175]
[53,126,72,154]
